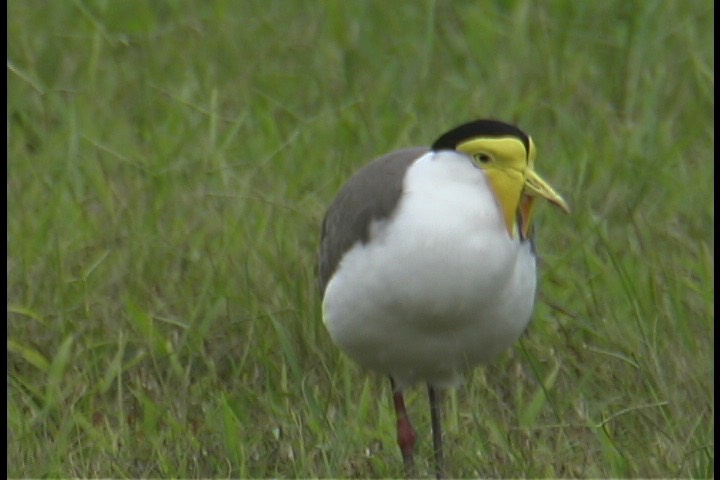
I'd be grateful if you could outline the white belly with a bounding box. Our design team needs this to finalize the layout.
[322,152,537,389]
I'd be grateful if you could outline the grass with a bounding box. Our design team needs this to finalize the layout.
[8,0,713,477]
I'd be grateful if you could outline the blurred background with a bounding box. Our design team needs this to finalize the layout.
[8,1,713,477]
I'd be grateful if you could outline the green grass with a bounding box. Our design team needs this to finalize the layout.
[8,0,713,477]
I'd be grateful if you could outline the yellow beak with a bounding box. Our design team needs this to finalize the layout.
[523,168,570,213]
[515,168,569,238]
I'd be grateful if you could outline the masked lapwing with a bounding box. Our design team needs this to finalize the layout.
[318,119,569,478]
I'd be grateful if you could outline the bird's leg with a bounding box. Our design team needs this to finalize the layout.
[428,385,445,479]
[390,377,416,477]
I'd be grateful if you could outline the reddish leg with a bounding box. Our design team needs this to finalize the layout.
[390,377,416,476]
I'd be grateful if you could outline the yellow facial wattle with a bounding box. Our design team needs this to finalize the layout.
[457,136,569,239]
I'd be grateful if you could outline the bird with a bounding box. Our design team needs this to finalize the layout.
[317,119,569,478]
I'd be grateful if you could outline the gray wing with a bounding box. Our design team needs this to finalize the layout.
[318,147,429,295]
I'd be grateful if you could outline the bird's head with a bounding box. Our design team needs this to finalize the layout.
[432,119,570,239]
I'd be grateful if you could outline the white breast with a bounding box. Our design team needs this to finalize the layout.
[322,151,537,389]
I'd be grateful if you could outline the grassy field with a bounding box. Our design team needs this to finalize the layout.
[8,0,714,478]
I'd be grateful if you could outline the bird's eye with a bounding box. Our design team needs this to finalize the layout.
[474,153,492,164]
